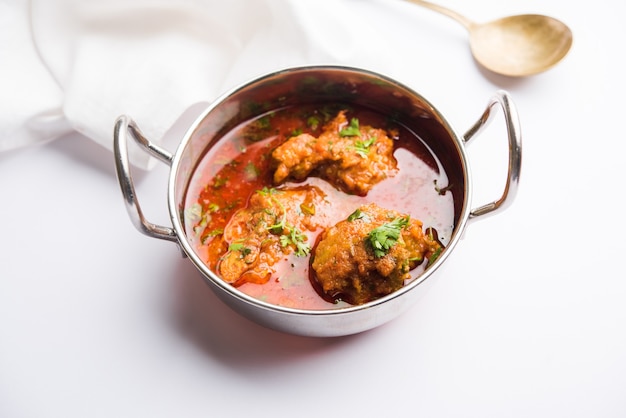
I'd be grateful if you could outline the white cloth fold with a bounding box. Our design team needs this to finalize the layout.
[1,0,421,169]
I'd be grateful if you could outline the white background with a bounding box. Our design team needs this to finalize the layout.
[2,0,625,417]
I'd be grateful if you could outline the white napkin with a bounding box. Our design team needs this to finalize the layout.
[1,0,424,169]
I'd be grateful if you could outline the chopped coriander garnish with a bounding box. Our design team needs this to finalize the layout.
[206,228,223,237]
[258,187,288,234]
[339,118,360,137]
[243,162,260,181]
[267,203,287,234]
[347,208,367,222]
[352,137,376,158]
[223,200,240,211]
[289,128,303,137]
[213,176,228,189]
[428,247,442,265]
[229,242,252,258]
[257,187,311,257]
[368,216,410,258]
[307,116,320,130]
[257,186,281,196]
[268,222,284,235]
[201,228,223,245]
[244,113,274,142]
[256,115,271,129]
[229,242,245,252]
[279,226,311,257]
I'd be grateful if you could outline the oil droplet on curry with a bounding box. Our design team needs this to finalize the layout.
[184,104,454,309]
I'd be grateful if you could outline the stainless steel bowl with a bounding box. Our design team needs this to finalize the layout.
[113,65,521,337]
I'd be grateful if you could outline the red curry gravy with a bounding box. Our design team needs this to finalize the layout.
[183,103,454,310]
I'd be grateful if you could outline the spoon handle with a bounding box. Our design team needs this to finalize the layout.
[404,0,474,30]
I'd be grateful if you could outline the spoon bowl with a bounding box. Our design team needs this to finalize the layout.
[407,0,573,77]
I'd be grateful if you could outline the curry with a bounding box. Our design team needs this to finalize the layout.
[312,203,442,305]
[184,103,454,309]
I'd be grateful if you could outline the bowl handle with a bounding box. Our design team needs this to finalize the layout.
[113,115,179,243]
[464,90,522,220]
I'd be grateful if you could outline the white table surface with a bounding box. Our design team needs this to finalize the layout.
[2,1,625,417]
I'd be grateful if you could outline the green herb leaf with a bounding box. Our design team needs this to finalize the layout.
[256,115,271,129]
[352,137,376,158]
[266,198,286,233]
[257,187,280,196]
[428,247,442,265]
[229,242,252,258]
[257,187,310,257]
[213,176,228,189]
[368,216,410,258]
[201,228,223,245]
[339,118,360,137]
[243,162,260,182]
[229,242,245,252]
[206,228,223,237]
[289,128,303,138]
[347,208,367,222]
[279,226,311,257]
[307,116,320,130]
[268,222,285,235]
[294,240,311,257]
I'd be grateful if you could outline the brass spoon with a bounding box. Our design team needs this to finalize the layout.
[406,0,573,77]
